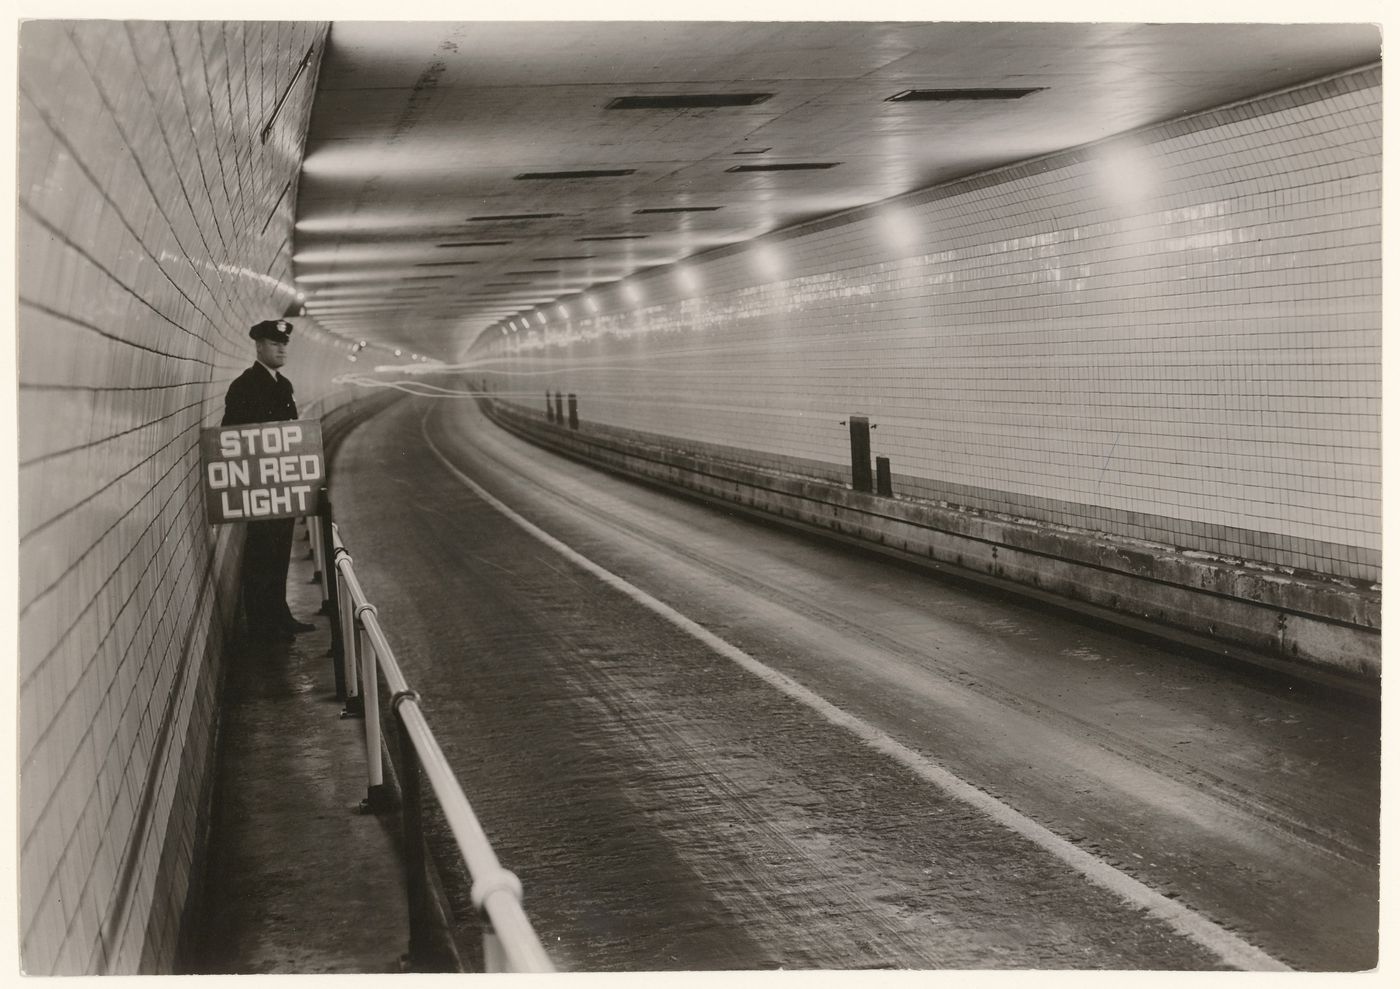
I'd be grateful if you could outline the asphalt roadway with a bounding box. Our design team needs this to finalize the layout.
[326,393,1379,973]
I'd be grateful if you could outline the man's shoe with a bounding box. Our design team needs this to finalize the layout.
[285,619,318,633]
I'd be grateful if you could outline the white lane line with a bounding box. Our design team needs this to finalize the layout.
[422,414,1290,973]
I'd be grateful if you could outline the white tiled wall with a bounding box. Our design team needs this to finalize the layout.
[473,68,1380,583]
[16,20,346,974]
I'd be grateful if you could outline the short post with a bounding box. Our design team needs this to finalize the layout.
[876,456,893,497]
[553,392,564,424]
[567,393,579,430]
[848,415,873,493]
[545,391,555,422]
[319,491,347,700]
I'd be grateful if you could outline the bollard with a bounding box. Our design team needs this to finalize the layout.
[848,415,873,493]
[567,393,579,430]
[553,392,564,424]
[876,456,892,497]
[545,391,555,422]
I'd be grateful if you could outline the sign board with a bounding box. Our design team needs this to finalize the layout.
[200,419,324,524]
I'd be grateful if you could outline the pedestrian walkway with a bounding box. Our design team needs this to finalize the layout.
[188,523,412,974]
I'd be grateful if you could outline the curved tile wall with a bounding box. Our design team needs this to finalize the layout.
[16,20,352,974]
[470,67,1381,586]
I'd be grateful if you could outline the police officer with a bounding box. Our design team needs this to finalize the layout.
[223,319,317,641]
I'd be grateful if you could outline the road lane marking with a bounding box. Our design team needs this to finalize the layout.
[423,413,1290,972]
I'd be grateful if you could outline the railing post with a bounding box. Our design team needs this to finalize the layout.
[394,693,460,971]
[357,605,391,811]
[319,489,347,700]
[338,551,363,718]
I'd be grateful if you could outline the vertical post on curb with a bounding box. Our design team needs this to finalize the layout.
[849,415,873,493]
[545,391,554,422]
[876,456,892,497]
[319,488,347,701]
[567,393,578,430]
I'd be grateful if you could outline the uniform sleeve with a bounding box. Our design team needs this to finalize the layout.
[222,372,255,426]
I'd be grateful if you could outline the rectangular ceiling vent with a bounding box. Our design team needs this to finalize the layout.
[886,87,1045,102]
[466,213,565,221]
[634,206,722,214]
[726,162,840,172]
[437,240,512,247]
[515,169,636,180]
[577,234,648,241]
[607,93,772,110]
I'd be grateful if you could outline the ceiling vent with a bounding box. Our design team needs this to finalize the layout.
[577,235,648,241]
[886,87,1045,102]
[466,213,565,221]
[515,169,636,180]
[634,206,722,214]
[726,162,840,172]
[607,93,772,110]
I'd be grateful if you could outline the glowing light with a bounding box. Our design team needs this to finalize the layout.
[1094,141,1160,210]
[875,208,923,254]
[294,213,445,234]
[557,304,569,320]
[395,349,403,356]
[536,311,547,325]
[753,243,783,279]
[584,295,600,314]
[623,281,642,304]
[676,265,700,294]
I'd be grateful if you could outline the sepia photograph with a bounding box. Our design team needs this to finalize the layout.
[7,2,1390,981]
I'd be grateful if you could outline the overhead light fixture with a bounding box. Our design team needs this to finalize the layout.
[634,206,722,214]
[885,88,1045,102]
[726,162,840,172]
[607,93,772,110]
[466,213,565,221]
[515,169,636,180]
[732,147,771,155]
[557,305,569,319]
[584,296,599,314]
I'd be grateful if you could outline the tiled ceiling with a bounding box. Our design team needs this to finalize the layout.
[293,20,1380,358]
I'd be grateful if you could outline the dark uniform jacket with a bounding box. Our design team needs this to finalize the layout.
[222,362,298,427]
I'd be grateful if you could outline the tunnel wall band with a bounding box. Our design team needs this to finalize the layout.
[471,66,1381,588]
[15,21,354,974]
[483,399,1379,678]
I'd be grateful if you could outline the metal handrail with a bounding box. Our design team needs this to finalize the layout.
[314,512,555,973]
